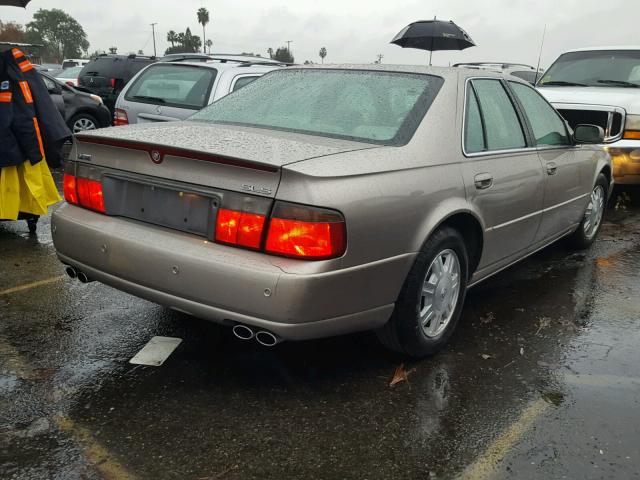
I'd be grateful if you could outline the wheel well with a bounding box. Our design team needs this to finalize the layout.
[438,213,484,277]
[600,165,612,186]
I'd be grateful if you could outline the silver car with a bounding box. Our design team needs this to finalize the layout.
[52,66,612,357]
[113,60,281,125]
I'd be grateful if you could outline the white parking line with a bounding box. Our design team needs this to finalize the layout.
[0,275,65,296]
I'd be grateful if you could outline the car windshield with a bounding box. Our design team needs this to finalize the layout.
[539,50,640,88]
[56,66,83,78]
[125,64,217,109]
[190,69,444,145]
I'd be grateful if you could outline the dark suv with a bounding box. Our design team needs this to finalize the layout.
[78,54,156,116]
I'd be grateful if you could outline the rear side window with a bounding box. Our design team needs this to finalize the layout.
[232,75,259,92]
[125,65,217,109]
[469,79,526,152]
[509,82,571,146]
[464,87,485,153]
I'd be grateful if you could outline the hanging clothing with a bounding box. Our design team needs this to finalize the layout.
[0,48,64,220]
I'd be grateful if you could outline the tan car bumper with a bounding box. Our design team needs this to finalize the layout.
[52,204,414,340]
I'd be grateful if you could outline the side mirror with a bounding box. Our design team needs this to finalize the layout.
[574,124,604,144]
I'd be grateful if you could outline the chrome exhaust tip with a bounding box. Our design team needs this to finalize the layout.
[255,331,280,347]
[77,271,91,283]
[232,324,255,340]
[65,266,77,279]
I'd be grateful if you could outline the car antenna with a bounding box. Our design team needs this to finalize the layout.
[534,24,547,85]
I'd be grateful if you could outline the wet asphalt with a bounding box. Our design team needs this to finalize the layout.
[1,174,640,480]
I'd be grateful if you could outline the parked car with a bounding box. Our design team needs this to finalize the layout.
[52,66,611,357]
[41,72,111,133]
[537,47,640,185]
[62,58,90,70]
[77,54,157,116]
[55,65,83,86]
[159,53,285,64]
[34,63,62,74]
[454,62,543,84]
[113,60,283,125]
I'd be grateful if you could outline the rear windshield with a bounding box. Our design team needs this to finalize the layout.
[125,64,217,109]
[190,69,444,145]
[81,57,125,79]
[56,66,83,78]
[62,61,78,69]
[539,50,640,88]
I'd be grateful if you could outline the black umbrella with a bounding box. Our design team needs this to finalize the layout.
[0,0,31,6]
[391,19,475,65]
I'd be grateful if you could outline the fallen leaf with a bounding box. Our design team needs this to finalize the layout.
[389,363,415,387]
[596,257,613,267]
[480,312,495,324]
[519,347,524,356]
[481,354,493,360]
[535,317,552,335]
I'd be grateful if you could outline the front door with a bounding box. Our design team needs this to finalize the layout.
[508,81,590,240]
[461,78,545,271]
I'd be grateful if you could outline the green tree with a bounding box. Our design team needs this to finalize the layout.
[0,21,28,43]
[26,8,89,62]
[271,46,294,63]
[205,39,213,54]
[319,47,327,64]
[163,27,201,54]
[197,7,210,54]
[267,47,274,59]
[167,30,177,48]
[108,46,117,54]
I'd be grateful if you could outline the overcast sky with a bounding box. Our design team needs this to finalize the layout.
[1,0,639,67]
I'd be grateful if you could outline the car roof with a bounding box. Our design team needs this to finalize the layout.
[562,45,640,53]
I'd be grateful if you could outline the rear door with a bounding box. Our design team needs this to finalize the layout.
[461,77,545,269]
[508,81,589,241]
[121,64,217,123]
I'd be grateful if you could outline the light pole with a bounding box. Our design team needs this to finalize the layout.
[286,40,292,53]
[150,23,157,57]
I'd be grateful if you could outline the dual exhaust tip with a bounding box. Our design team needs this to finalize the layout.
[232,324,281,347]
[65,266,92,284]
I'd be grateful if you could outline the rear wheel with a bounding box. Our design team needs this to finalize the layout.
[568,173,608,249]
[377,227,469,357]
[69,113,98,133]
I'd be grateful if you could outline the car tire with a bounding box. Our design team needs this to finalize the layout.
[376,226,469,358]
[69,113,99,133]
[568,173,608,249]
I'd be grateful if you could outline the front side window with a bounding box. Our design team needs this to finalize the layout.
[190,69,444,145]
[509,82,570,146]
[125,65,217,109]
[470,79,526,151]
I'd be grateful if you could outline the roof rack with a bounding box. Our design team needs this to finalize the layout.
[453,62,537,70]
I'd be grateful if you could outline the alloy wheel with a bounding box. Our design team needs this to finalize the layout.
[583,185,605,239]
[73,117,97,133]
[420,249,461,338]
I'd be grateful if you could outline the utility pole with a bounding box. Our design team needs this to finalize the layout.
[286,40,293,53]
[150,23,157,57]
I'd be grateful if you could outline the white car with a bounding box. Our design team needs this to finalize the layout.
[113,58,284,126]
[537,46,640,185]
[62,58,90,70]
[55,65,83,86]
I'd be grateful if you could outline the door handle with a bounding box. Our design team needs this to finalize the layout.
[474,173,493,190]
[546,162,558,175]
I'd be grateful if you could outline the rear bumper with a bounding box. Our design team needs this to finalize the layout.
[605,142,640,184]
[52,204,413,340]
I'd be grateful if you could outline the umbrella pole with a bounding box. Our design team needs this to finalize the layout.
[429,50,433,66]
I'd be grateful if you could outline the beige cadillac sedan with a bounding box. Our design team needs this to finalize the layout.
[52,66,612,357]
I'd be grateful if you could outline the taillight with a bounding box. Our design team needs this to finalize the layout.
[213,199,346,260]
[110,78,116,88]
[113,108,128,126]
[63,173,78,205]
[63,171,105,213]
[265,203,346,259]
[76,178,105,213]
[215,208,266,249]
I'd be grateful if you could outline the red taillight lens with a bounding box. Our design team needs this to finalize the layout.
[215,208,266,249]
[63,173,78,205]
[110,78,116,88]
[265,218,346,259]
[113,108,129,126]
[76,178,105,213]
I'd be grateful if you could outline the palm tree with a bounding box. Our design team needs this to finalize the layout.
[167,30,177,48]
[319,47,327,64]
[197,7,210,54]
[267,47,274,59]
[205,39,212,54]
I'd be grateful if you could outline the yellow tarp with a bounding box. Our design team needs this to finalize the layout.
[0,160,61,220]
